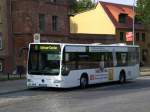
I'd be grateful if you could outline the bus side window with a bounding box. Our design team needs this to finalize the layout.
[65,53,69,61]
[63,53,77,71]
[116,52,128,66]
[105,53,113,68]
[99,54,105,71]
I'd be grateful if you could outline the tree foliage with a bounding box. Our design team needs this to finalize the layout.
[68,0,96,14]
[136,0,150,24]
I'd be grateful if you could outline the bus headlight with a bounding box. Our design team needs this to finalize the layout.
[27,79,32,82]
[53,80,62,83]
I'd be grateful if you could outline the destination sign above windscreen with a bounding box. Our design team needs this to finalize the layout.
[32,44,60,52]
[40,46,58,50]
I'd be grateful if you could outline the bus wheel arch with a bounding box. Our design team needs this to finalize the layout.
[80,73,89,89]
[119,70,126,83]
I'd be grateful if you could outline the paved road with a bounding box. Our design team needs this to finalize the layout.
[0,80,26,95]
[0,76,150,112]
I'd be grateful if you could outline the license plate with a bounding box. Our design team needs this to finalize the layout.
[39,84,47,87]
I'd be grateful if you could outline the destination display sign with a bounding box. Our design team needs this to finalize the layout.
[31,44,60,52]
[40,46,58,51]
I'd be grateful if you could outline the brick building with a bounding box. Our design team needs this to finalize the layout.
[1,0,70,73]
[0,0,13,73]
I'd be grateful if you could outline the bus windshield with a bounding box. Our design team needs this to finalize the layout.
[28,44,61,75]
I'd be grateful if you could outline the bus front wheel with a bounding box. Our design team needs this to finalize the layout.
[80,76,88,89]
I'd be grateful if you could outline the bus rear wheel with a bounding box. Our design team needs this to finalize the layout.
[80,76,88,89]
[119,71,126,84]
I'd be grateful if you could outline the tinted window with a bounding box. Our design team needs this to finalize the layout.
[120,32,124,41]
[116,52,128,66]
[62,51,113,75]
[28,44,61,75]
[39,14,45,32]
[119,14,127,23]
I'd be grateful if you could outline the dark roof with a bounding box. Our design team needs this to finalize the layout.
[100,1,145,30]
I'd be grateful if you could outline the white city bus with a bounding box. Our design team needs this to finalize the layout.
[27,43,140,88]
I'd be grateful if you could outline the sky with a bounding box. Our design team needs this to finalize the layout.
[93,0,137,6]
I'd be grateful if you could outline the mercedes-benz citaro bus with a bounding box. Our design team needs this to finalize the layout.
[27,43,140,88]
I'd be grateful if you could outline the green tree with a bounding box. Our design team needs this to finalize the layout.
[68,0,95,14]
[68,0,78,14]
[136,0,150,24]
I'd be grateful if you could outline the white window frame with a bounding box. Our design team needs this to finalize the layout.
[0,34,2,49]
[0,62,2,72]
[0,8,2,24]
[50,0,56,2]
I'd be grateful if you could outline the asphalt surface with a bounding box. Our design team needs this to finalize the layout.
[0,80,26,95]
[0,76,150,112]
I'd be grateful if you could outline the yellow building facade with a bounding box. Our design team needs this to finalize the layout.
[70,3,115,35]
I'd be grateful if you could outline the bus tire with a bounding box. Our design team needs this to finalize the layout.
[119,71,126,84]
[80,75,88,89]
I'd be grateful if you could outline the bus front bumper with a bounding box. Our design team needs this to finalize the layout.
[27,78,77,88]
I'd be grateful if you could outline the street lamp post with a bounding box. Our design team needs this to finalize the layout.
[133,0,135,45]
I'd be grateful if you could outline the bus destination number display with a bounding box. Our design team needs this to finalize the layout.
[33,45,60,51]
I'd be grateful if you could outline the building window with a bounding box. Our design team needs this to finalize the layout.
[50,0,56,2]
[46,0,57,4]
[119,14,127,23]
[0,33,2,49]
[0,62,2,72]
[141,33,145,42]
[0,8,2,24]
[52,16,58,32]
[119,32,124,41]
[142,49,148,63]
[136,32,139,41]
[39,14,45,32]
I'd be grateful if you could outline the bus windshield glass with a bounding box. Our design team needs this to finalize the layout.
[28,44,61,75]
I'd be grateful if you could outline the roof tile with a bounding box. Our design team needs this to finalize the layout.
[100,1,145,30]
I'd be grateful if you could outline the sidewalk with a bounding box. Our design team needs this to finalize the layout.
[140,66,150,76]
[0,79,26,95]
[140,66,150,72]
